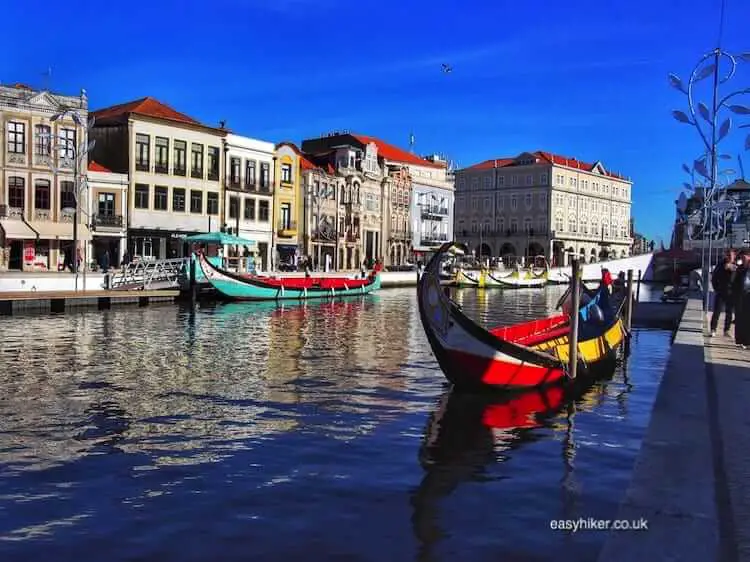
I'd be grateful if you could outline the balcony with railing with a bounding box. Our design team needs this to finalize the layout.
[191,167,203,179]
[207,169,220,181]
[258,182,274,195]
[339,229,360,242]
[135,161,150,172]
[277,221,297,237]
[390,229,412,241]
[419,233,450,246]
[154,163,169,174]
[227,178,242,191]
[93,214,124,230]
[420,205,450,219]
[0,204,24,219]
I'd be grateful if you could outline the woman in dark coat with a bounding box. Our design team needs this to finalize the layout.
[731,252,750,349]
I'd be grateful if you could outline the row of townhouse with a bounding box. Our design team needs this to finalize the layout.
[0,84,455,272]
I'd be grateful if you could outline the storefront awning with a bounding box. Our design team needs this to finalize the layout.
[0,219,37,240]
[27,221,92,241]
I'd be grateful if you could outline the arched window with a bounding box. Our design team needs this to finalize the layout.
[8,177,25,209]
[568,215,577,233]
[34,179,50,210]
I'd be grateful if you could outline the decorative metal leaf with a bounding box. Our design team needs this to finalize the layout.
[694,159,710,179]
[696,63,716,81]
[729,104,750,115]
[698,102,711,122]
[668,73,686,93]
[720,154,733,159]
[672,110,692,124]
[683,182,693,191]
[718,118,731,141]
[738,52,750,63]
[682,163,691,174]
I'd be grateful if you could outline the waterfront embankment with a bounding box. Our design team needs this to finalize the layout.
[597,296,750,562]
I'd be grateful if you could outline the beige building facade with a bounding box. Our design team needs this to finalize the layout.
[0,84,91,271]
[454,151,633,266]
[90,97,226,260]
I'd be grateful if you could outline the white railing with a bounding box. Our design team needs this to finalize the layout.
[109,258,187,290]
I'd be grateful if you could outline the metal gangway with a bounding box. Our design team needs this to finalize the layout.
[109,258,188,290]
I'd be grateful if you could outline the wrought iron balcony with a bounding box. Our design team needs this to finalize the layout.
[154,163,169,174]
[93,214,124,229]
[207,170,219,181]
[191,168,203,179]
[420,206,450,218]
[228,179,242,190]
[0,204,24,219]
[277,221,297,237]
[135,161,150,172]
[174,166,186,177]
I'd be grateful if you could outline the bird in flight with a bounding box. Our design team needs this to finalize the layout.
[441,63,453,74]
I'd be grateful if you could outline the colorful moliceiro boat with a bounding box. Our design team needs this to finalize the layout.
[197,253,381,300]
[454,256,548,288]
[418,242,626,391]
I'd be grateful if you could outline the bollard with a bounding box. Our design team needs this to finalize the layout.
[636,269,642,303]
[568,258,580,379]
[189,257,197,304]
[625,269,634,332]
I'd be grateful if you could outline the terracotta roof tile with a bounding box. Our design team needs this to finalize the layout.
[465,151,626,179]
[92,96,203,127]
[88,160,111,173]
[351,135,444,168]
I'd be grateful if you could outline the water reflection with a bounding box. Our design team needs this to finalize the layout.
[0,288,669,561]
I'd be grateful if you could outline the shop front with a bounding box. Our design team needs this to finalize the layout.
[0,218,37,271]
[275,244,298,270]
[127,229,203,261]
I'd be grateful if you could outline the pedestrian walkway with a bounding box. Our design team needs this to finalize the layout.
[597,296,750,562]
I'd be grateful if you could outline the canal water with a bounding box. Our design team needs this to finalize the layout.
[0,286,671,562]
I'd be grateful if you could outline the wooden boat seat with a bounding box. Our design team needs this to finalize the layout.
[516,324,570,347]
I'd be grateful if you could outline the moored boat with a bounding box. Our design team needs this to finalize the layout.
[197,252,381,300]
[417,242,626,391]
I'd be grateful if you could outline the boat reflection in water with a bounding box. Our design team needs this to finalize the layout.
[411,371,616,558]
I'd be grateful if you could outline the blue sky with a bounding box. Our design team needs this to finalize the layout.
[3,0,750,244]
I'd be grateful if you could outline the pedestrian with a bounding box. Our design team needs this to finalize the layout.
[730,251,750,349]
[709,248,737,337]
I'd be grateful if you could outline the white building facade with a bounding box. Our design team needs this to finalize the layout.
[454,151,633,266]
[87,161,128,267]
[407,155,454,260]
[224,133,275,271]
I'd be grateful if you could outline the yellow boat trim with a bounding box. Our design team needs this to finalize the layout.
[532,317,625,364]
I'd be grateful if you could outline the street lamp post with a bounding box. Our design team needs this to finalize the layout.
[669,47,750,311]
[49,109,96,292]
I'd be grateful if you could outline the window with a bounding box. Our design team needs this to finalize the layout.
[246,160,256,187]
[280,203,291,228]
[260,162,270,188]
[540,194,547,209]
[229,196,239,219]
[60,181,75,210]
[190,190,202,214]
[483,176,491,189]
[568,216,577,233]
[154,186,168,210]
[244,198,255,220]
[191,143,203,178]
[230,157,241,186]
[98,192,115,216]
[525,194,532,209]
[281,163,292,183]
[497,218,505,232]
[207,192,219,215]
[60,128,75,160]
[155,137,169,173]
[511,195,517,211]
[136,134,150,171]
[524,218,532,233]
[540,173,548,185]
[510,219,518,234]
[174,140,187,175]
[207,146,220,180]
[135,184,149,209]
[537,217,546,234]
[555,215,564,232]
[497,176,505,186]
[592,220,599,236]
[34,180,50,210]
[526,175,533,186]
[35,125,50,156]
[511,175,518,186]
[603,222,609,237]
[581,218,588,234]
[173,188,186,212]
[497,196,504,210]
[9,177,25,208]
[7,121,25,154]
[621,225,627,238]
[258,200,269,221]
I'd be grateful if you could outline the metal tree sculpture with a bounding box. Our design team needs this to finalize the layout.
[670,47,750,310]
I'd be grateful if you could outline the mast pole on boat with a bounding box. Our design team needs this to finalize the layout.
[568,258,581,379]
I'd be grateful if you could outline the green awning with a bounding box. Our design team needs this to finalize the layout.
[183,232,256,246]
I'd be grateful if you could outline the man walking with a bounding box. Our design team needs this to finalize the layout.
[710,248,737,337]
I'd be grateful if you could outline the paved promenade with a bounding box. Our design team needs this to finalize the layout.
[597,296,750,561]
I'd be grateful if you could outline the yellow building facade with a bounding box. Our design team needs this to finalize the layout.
[273,143,303,267]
